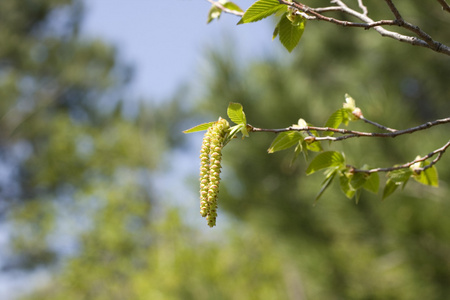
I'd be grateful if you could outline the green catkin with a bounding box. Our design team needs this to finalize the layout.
[199,126,213,217]
[199,117,229,227]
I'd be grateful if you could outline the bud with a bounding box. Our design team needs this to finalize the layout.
[352,107,363,119]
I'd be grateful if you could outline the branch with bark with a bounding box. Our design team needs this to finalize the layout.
[197,1,450,202]
[206,0,450,56]
[248,117,450,174]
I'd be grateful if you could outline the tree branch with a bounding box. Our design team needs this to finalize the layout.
[278,0,450,56]
[357,0,368,16]
[206,0,450,55]
[384,0,403,21]
[359,115,397,132]
[437,0,450,13]
[349,139,450,174]
[248,117,450,141]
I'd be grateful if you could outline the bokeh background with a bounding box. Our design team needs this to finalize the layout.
[1,0,450,299]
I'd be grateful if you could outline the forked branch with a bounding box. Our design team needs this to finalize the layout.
[205,0,450,56]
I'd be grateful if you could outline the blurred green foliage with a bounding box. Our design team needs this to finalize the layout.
[1,0,449,299]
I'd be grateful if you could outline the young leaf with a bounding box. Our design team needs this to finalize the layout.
[227,102,247,125]
[324,109,345,136]
[315,170,337,202]
[238,0,286,24]
[291,142,303,165]
[339,173,356,199]
[305,138,322,152]
[207,5,223,23]
[363,172,379,194]
[306,151,345,175]
[382,179,398,200]
[223,1,243,13]
[276,13,306,52]
[343,93,356,111]
[183,121,215,133]
[388,168,413,184]
[268,131,302,153]
[412,161,439,187]
[350,172,367,190]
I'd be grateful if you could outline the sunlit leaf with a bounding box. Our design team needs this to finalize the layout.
[412,161,439,187]
[324,109,345,136]
[227,102,247,125]
[306,151,345,175]
[183,122,215,133]
[207,5,223,23]
[305,139,322,152]
[222,1,243,13]
[268,131,302,153]
[276,13,306,52]
[238,0,286,24]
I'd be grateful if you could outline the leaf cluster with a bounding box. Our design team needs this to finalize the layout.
[183,102,249,145]
[208,0,306,52]
[266,96,439,202]
[187,98,440,204]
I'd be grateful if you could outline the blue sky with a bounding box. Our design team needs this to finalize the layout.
[82,0,277,101]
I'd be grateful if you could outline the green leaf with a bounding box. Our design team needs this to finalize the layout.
[412,161,439,187]
[339,173,356,199]
[388,168,413,184]
[183,122,215,133]
[207,5,223,23]
[382,168,413,200]
[350,172,367,190]
[227,102,247,125]
[272,24,279,40]
[306,151,345,175]
[290,142,303,165]
[315,171,337,202]
[305,138,322,152]
[382,179,398,200]
[355,189,362,204]
[222,1,243,13]
[363,172,379,194]
[324,109,345,136]
[238,0,286,24]
[276,13,306,52]
[223,123,249,146]
[268,131,302,153]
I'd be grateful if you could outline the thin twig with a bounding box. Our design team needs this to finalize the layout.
[283,0,450,56]
[357,0,368,16]
[205,0,244,17]
[350,140,450,174]
[437,0,450,13]
[359,116,397,132]
[209,0,450,55]
[248,117,450,140]
[384,0,403,20]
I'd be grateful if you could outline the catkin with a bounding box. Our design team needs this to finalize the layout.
[199,117,229,227]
